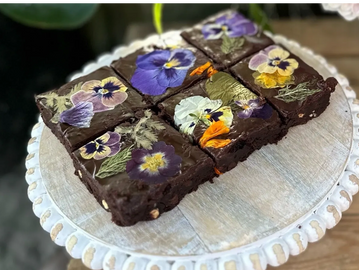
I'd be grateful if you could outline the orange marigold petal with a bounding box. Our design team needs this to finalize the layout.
[214,167,223,175]
[190,61,211,76]
[204,139,231,148]
[207,66,218,78]
[199,121,230,147]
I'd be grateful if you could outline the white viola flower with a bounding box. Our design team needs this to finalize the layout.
[174,96,223,135]
[322,3,359,21]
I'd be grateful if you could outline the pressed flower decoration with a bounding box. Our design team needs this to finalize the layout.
[202,12,257,55]
[79,132,121,160]
[236,98,273,120]
[249,45,298,89]
[71,77,128,113]
[131,48,196,96]
[126,141,182,184]
[200,121,231,149]
[202,12,257,40]
[174,96,233,135]
[39,77,128,128]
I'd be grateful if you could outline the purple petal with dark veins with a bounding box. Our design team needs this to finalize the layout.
[251,103,273,120]
[169,49,196,69]
[108,143,121,157]
[136,50,170,70]
[237,108,253,119]
[248,98,263,109]
[131,148,148,164]
[105,132,121,146]
[157,68,188,88]
[131,68,167,96]
[59,102,94,128]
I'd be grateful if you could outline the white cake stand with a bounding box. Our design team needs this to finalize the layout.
[25,31,359,270]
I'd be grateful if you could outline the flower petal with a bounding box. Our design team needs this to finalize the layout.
[136,50,170,70]
[199,121,230,147]
[71,90,95,105]
[277,58,299,76]
[248,98,263,109]
[101,91,128,108]
[202,23,224,40]
[228,20,257,37]
[94,145,111,160]
[268,47,290,61]
[212,106,233,127]
[108,143,121,157]
[82,80,102,92]
[237,108,253,119]
[101,77,127,92]
[105,132,121,146]
[157,68,188,88]
[251,103,273,120]
[249,53,269,70]
[131,148,148,164]
[203,139,231,148]
[158,155,182,177]
[131,68,167,96]
[79,144,96,160]
[169,49,196,69]
[257,62,277,74]
[151,141,169,153]
[59,102,94,128]
[97,132,110,144]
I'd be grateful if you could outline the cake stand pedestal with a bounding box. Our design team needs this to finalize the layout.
[25,32,359,270]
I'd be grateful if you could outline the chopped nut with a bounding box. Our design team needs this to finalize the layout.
[102,200,109,210]
[298,113,304,118]
[78,170,82,178]
[150,208,159,219]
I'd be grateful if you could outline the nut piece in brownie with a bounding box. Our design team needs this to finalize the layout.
[158,71,285,173]
[111,40,217,105]
[180,10,274,68]
[36,66,150,152]
[230,45,338,128]
[72,110,215,226]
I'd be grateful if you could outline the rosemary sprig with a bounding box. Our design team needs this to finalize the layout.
[274,81,321,103]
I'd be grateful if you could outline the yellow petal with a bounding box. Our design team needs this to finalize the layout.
[190,62,211,76]
[94,145,111,160]
[79,146,96,159]
[82,80,102,92]
[101,77,127,92]
[257,62,277,74]
[215,106,233,127]
[97,132,110,144]
[268,47,290,60]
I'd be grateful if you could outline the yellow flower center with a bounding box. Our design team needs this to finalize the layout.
[272,60,281,66]
[99,88,109,95]
[95,141,100,150]
[141,153,166,172]
[242,104,250,110]
[253,71,293,89]
[164,58,181,68]
[221,25,228,31]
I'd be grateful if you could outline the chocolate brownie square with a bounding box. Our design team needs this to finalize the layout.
[230,45,338,128]
[71,110,215,226]
[181,10,274,68]
[158,71,285,173]
[111,42,217,105]
[36,66,150,152]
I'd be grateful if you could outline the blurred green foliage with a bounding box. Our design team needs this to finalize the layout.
[0,4,98,29]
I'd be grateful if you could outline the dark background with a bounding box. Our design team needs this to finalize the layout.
[0,4,338,270]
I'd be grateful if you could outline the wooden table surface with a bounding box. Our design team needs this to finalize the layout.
[66,18,359,270]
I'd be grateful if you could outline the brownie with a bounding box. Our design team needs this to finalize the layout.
[71,111,215,226]
[181,10,274,68]
[36,66,150,152]
[230,45,338,128]
[111,42,217,105]
[158,72,285,173]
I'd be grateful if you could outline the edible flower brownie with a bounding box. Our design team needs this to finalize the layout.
[36,67,150,152]
[158,68,284,173]
[230,45,338,127]
[71,110,215,226]
[111,42,217,105]
[181,10,274,67]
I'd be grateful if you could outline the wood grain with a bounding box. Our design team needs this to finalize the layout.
[38,40,352,258]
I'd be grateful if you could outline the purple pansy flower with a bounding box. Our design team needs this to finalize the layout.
[236,98,273,120]
[59,101,94,128]
[202,12,257,40]
[79,132,121,160]
[130,49,196,96]
[71,77,128,113]
[126,141,182,184]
